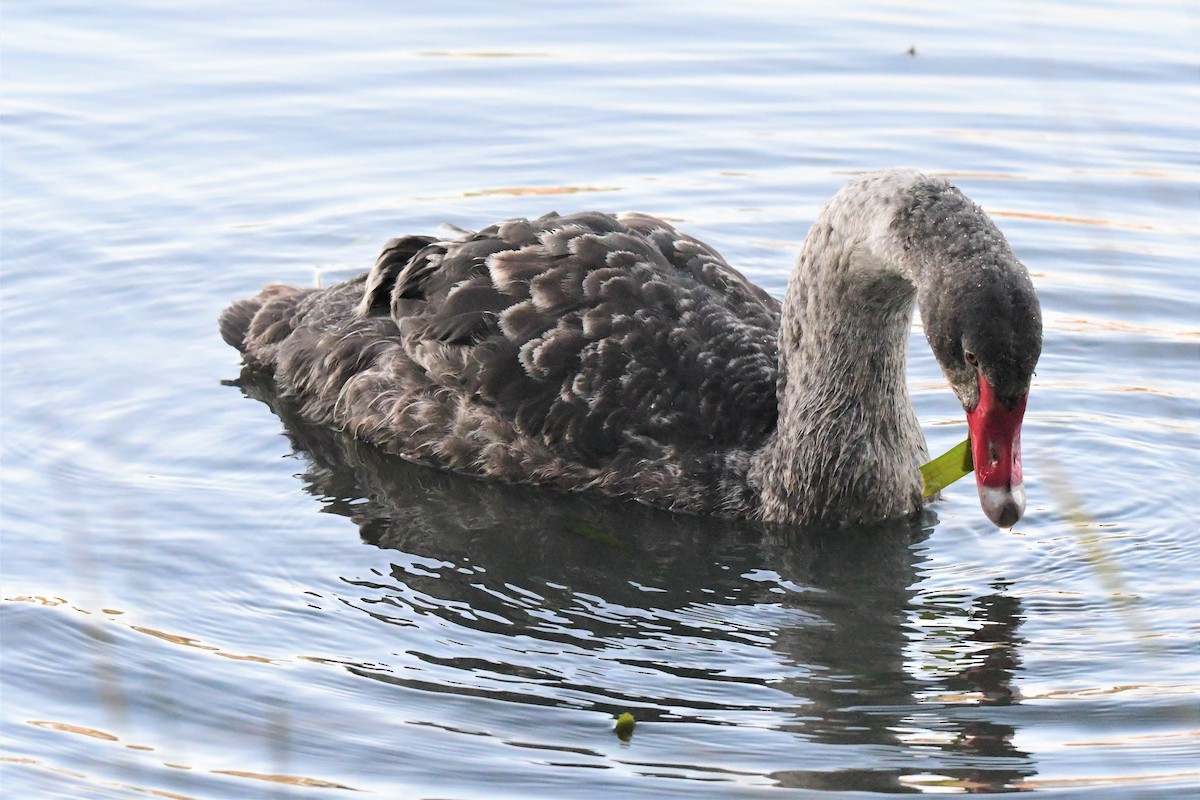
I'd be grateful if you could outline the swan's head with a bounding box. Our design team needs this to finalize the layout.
[955,320,1040,528]
[929,275,1041,528]
[900,178,1043,527]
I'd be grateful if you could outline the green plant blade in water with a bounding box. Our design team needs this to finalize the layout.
[920,438,974,497]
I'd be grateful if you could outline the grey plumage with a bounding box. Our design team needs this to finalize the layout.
[221,169,1042,527]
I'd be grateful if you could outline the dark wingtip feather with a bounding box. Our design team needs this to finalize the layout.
[219,297,262,351]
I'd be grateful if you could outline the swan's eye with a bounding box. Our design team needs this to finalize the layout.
[964,350,978,367]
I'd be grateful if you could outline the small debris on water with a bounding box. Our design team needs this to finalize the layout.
[614,712,636,740]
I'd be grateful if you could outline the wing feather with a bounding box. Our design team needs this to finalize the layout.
[353,210,781,466]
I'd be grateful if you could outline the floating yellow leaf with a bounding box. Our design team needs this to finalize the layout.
[614,712,636,740]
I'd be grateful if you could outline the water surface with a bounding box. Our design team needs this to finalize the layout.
[3,1,1198,797]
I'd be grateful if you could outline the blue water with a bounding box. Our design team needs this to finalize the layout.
[3,1,1198,797]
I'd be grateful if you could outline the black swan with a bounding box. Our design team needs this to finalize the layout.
[221,169,1042,528]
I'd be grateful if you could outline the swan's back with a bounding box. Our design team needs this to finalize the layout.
[221,211,781,514]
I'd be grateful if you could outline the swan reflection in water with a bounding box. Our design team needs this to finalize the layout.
[229,368,1034,793]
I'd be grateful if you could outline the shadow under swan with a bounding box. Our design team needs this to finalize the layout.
[228,367,1036,793]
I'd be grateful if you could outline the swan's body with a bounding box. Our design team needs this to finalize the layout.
[221,169,1041,527]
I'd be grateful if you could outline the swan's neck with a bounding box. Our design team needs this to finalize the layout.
[751,171,933,525]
